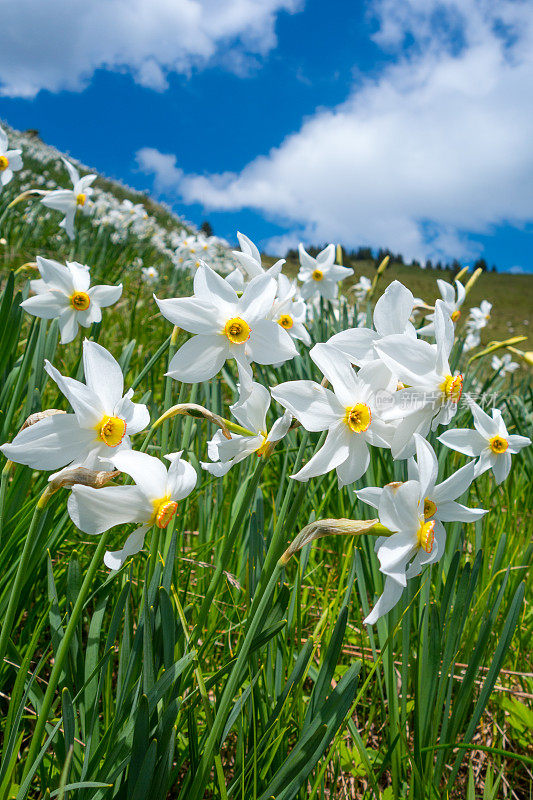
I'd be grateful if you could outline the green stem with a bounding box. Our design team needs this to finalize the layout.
[0,461,13,543]
[187,562,284,800]
[191,459,265,643]
[0,484,51,673]
[22,528,112,780]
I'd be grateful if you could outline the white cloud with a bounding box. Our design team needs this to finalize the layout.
[139,0,533,263]
[0,0,301,98]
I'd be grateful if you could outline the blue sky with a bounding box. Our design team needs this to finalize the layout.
[1,0,532,272]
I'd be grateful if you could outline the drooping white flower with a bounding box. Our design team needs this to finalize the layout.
[68,449,197,570]
[438,400,531,484]
[201,382,292,476]
[357,433,486,525]
[376,300,464,458]
[40,157,96,239]
[1,340,149,476]
[466,300,492,332]
[418,279,466,337]
[298,244,353,301]
[20,256,122,344]
[363,480,447,624]
[141,266,159,284]
[155,263,297,390]
[491,353,519,375]
[271,343,395,486]
[0,125,23,190]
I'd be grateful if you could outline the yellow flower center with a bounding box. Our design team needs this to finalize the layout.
[489,435,508,454]
[451,309,461,322]
[153,497,178,529]
[278,314,293,330]
[97,415,127,447]
[344,403,372,434]
[70,291,91,311]
[312,269,323,281]
[0,155,9,171]
[76,193,86,206]
[440,374,463,403]
[223,317,250,344]
[424,498,437,519]
[417,518,436,554]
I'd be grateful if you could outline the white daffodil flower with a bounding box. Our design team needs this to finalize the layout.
[155,263,297,390]
[376,301,464,458]
[298,244,353,301]
[68,450,197,570]
[438,400,531,484]
[141,266,159,284]
[201,382,292,476]
[271,344,395,486]
[269,274,311,346]
[326,281,416,383]
[491,353,519,375]
[20,256,122,344]
[357,433,486,525]
[363,480,447,624]
[463,331,481,352]
[418,279,466,337]
[1,340,149,477]
[353,275,372,304]
[40,157,96,239]
[466,300,492,332]
[0,125,23,190]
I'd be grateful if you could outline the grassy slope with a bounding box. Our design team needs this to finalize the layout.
[0,128,531,798]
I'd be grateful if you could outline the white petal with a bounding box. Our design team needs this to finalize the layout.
[433,461,476,503]
[114,393,150,435]
[268,410,293,443]
[166,335,228,383]
[83,340,124,413]
[164,453,197,500]
[155,296,220,332]
[356,486,383,510]
[376,531,415,584]
[111,450,168,500]
[468,399,498,439]
[271,381,342,431]
[376,335,438,385]
[88,284,122,308]
[310,343,359,404]
[492,451,512,484]
[438,428,486,457]
[413,434,438,498]
[230,382,270,433]
[364,577,405,625]
[58,309,79,343]
[247,319,298,365]
[373,281,414,336]
[336,435,370,486]
[21,292,68,319]
[239,274,277,321]
[68,485,150,534]
[1,414,94,470]
[194,263,237,308]
[36,256,75,293]
[436,500,487,522]
[44,360,104,427]
[104,528,148,571]
[291,422,351,481]
[507,434,531,453]
[67,262,91,292]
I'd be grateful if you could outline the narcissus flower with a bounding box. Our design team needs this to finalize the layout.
[418,279,465,336]
[68,450,197,570]
[233,231,285,280]
[40,157,96,239]
[202,382,292,476]
[298,243,353,301]
[376,301,464,458]
[20,256,122,343]
[1,340,149,476]
[271,344,395,486]
[363,480,446,624]
[269,274,311,346]
[155,263,297,390]
[141,266,159,284]
[438,400,531,484]
[357,434,486,524]
[491,353,519,375]
[0,125,23,190]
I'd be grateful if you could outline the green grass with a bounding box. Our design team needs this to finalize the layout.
[0,127,531,800]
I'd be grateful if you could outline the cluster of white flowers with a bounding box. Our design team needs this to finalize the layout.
[2,132,530,625]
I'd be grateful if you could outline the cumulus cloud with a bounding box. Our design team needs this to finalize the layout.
[139,0,533,262]
[0,0,301,98]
